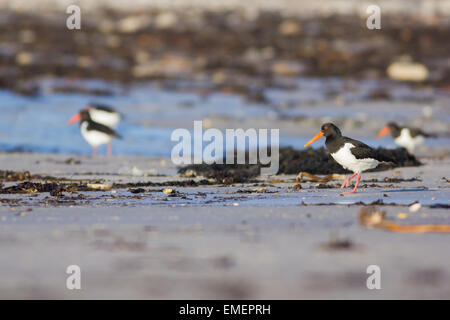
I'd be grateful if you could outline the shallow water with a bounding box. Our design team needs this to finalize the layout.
[0,77,448,157]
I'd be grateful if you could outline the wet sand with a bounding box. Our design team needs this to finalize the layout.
[1,0,449,300]
[0,152,449,299]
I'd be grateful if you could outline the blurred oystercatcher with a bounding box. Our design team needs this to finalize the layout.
[377,122,435,153]
[69,104,121,155]
[304,123,393,194]
[85,104,121,128]
[68,109,121,156]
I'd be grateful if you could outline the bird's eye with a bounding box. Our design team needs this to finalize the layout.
[324,126,328,130]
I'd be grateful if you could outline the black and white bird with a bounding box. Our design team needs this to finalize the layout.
[304,123,393,194]
[68,109,121,156]
[84,104,121,129]
[69,104,121,155]
[377,122,435,153]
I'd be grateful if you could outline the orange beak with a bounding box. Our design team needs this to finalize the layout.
[68,113,81,124]
[304,131,324,147]
[377,126,390,138]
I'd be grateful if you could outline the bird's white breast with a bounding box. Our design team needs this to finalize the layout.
[331,143,379,174]
[80,122,112,147]
[89,109,120,128]
[394,128,424,152]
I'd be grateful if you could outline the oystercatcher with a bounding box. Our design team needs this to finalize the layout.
[68,109,121,156]
[68,104,121,155]
[377,122,435,153]
[86,104,121,128]
[304,123,393,194]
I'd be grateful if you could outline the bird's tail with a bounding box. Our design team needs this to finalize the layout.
[375,150,396,165]
[423,132,438,138]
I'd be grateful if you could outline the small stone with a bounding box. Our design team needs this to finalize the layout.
[77,56,93,68]
[155,12,177,29]
[278,20,301,36]
[271,60,305,76]
[15,52,33,65]
[98,20,115,33]
[87,183,112,191]
[118,15,149,33]
[397,213,408,219]
[387,60,428,82]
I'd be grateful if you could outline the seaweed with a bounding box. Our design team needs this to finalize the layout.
[178,147,421,183]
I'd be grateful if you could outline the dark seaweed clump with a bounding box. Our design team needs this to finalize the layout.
[178,147,421,183]
[178,162,261,184]
[0,182,89,194]
[279,147,421,175]
[112,179,213,188]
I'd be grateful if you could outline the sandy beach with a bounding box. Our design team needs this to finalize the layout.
[0,0,449,300]
[0,152,448,299]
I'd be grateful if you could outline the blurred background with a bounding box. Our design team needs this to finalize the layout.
[0,0,449,156]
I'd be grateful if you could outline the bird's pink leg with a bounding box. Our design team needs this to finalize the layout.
[92,147,97,157]
[341,173,357,189]
[107,142,112,157]
[342,173,361,194]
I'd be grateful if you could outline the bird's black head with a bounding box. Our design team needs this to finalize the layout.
[387,122,401,135]
[68,109,91,125]
[321,123,342,138]
[79,109,91,121]
[378,122,400,138]
[304,123,342,147]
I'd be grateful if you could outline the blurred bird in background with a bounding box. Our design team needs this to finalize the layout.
[377,122,436,154]
[68,105,122,156]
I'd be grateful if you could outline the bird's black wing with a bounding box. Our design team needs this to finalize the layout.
[343,137,378,159]
[90,104,117,113]
[343,137,394,163]
[91,104,125,120]
[87,121,122,139]
[409,128,436,138]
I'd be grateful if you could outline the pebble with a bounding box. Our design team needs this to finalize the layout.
[271,60,305,76]
[278,20,301,35]
[15,52,33,65]
[397,213,408,219]
[387,60,428,82]
[118,15,149,33]
[155,12,177,29]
